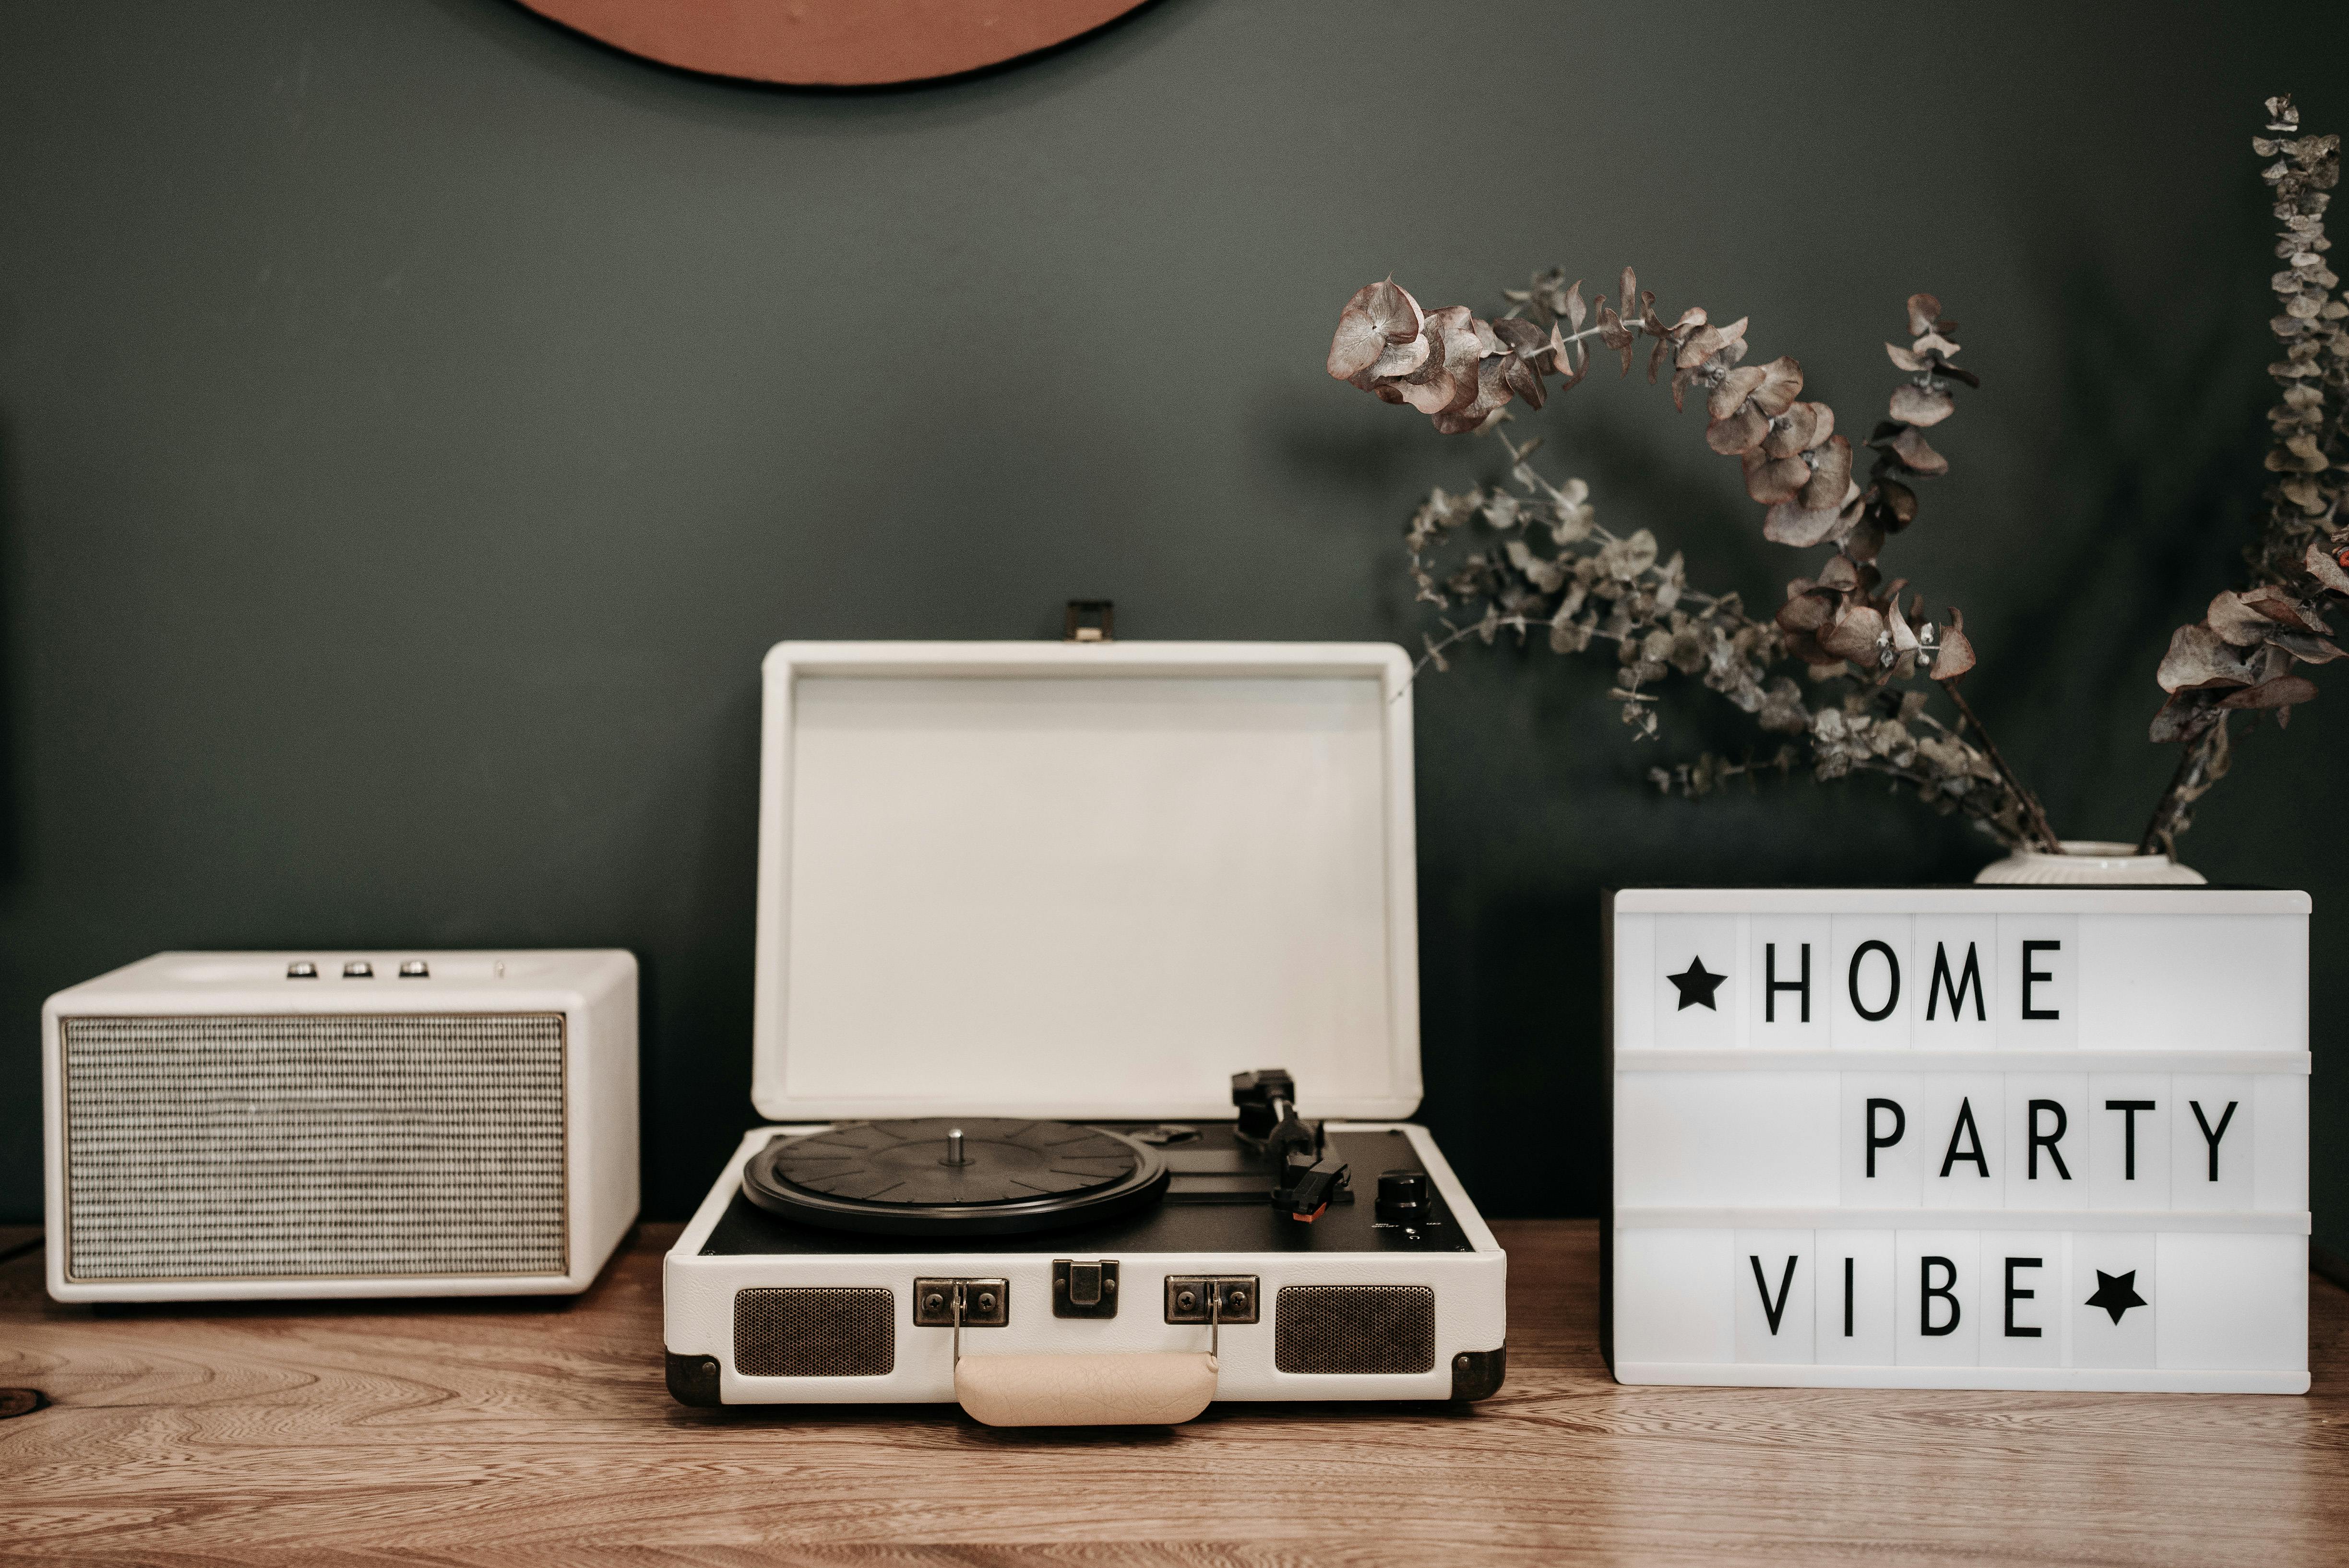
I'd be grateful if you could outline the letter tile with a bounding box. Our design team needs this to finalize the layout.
[1613,1227,1733,1367]
[1896,1230,1980,1366]
[1996,914,2078,1050]
[2154,1232,2307,1374]
[2071,1230,2157,1369]
[1831,915,1912,1048]
[1980,1230,2065,1368]
[2088,1074,2171,1212]
[1814,1229,1896,1366]
[1913,917,1997,1046]
[2003,1074,2087,1212]
[1617,1071,1838,1208]
[1734,1229,1816,1364]
[2080,912,2306,1051]
[1918,1074,2005,1212]
[1839,1074,1923,1209]
[1653,915,1739,1048]
[1748,917,1830,1047]
[2169,1076,2255,1212]
[2253,1072,2310,1214]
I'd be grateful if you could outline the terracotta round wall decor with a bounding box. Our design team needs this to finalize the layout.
[518,0,1153,87]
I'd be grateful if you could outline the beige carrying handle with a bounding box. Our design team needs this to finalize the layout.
[954,1352,1218,1427]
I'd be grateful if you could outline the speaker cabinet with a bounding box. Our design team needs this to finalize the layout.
[42,951,637,1302]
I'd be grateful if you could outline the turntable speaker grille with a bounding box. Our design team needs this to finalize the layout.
[1273,1284,1436,1375]
[734,1287,895,1377]
[60,1014,567,1282]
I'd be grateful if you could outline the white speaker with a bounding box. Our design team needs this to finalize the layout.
[41,950,638,1302]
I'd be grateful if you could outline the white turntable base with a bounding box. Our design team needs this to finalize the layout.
[664,1124,1507,1406]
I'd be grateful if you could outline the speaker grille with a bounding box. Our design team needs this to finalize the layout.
[61,1014,567,1282]
[1274,1285,1436,1375]
[735,1288,895,1377]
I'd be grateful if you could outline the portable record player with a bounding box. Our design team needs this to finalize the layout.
[662,637,1506,1425]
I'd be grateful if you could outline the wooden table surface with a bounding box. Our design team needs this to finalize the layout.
[3,1219,2345,1566]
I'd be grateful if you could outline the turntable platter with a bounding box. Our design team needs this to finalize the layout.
[740,1118,1171,1236]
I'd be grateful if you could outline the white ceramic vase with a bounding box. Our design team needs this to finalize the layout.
[1972,838,2206,886]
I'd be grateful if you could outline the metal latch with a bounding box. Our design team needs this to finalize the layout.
[1053,1259,1119,1318]
[1063,600,1115,642]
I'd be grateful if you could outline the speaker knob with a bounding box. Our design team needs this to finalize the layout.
[1375,1169,1431,1226]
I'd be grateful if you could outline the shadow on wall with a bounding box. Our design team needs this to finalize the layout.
[1980,239,2279,842]
[0,421,20,889]
[621,671,766,1220]
[1457,881,1605,1222]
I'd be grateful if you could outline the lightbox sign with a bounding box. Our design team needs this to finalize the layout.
[1605,888,2310,1393]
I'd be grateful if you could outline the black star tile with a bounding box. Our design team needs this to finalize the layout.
[2086,1269,2147,1325]
[1667,956,1725,1012]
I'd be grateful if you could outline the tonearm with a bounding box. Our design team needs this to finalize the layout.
[1230,1069,1350,1222]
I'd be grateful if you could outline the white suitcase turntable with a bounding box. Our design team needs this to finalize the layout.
[662,637,1507,1424]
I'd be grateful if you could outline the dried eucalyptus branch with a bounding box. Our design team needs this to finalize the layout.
[1328,269,2062,851]
[2139,95,2349,854]
[1330,95,2341,863]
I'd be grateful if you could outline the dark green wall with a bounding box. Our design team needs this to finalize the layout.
[2,1,2343,1243]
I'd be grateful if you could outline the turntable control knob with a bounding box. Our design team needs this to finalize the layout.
[1376,1170,1431,1226]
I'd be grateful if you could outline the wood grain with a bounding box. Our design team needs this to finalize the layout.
[3,1220,2344,1566]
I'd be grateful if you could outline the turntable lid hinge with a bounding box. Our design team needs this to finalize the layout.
[1063,600,1115,642]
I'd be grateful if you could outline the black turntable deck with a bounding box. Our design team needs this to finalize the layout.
[704,1123,1475,1257]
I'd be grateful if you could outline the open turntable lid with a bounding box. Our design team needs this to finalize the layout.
[750,641,1421,1122]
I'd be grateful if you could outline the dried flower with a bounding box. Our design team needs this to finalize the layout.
[1327,279,1425,384]
[2140,94,2349,853]
[1328,267,2055,849]
[1330,99,2328,861]
[1929,606,1977,682]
